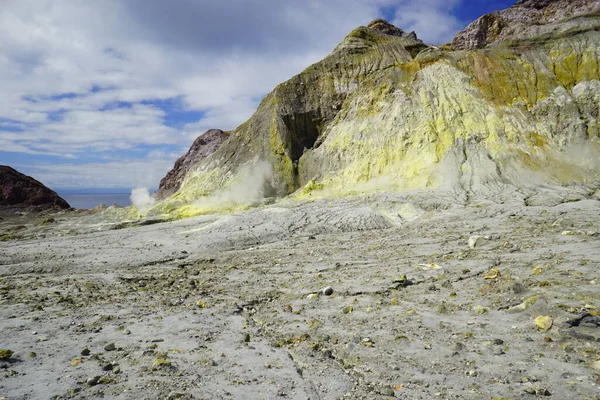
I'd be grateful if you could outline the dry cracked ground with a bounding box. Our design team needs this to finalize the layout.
[1,191,600,399]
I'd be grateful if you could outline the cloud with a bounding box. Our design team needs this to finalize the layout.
[391,0,463,44]
[0,0,467,188]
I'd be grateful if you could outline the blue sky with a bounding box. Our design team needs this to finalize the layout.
[0,0,515,191]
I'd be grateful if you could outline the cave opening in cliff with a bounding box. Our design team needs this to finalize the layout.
[283,111,322,164]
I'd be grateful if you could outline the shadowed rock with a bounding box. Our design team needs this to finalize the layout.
[0,165,70,210]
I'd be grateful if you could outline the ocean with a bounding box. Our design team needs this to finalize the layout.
[59,193,132,209]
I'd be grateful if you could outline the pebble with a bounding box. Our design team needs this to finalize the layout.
[493,339,504,345]
[104,342,116,351]
[81,348,91,356]
[86,376,101,386]
[307,293,319,300]
[468,235,487,248]
[523,385,551,396]
[322,286,334,296]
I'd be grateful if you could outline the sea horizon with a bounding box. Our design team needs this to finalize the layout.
[57,192,133,209]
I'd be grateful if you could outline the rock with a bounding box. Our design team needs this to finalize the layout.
[523,385,551,396]
[468,235,487,248]
[306,293,319,300]
[0,166,70,210]
[81,348,91,356]
[534,316,554,332]
[86,376,101,386]
[591,360,600,371]
[506,296,539,313]
[0,349,13,360]
[156,129,230,199]
[322,286,334,296]
[152,358,172,370]
[483,269,500,279]
[452,0,599,50]
[102,363,114,371]
[104,342,116,351]
[473,305,490,315]
[493,339,504,345]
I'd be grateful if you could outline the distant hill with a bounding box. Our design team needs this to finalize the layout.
[0,166,70,210]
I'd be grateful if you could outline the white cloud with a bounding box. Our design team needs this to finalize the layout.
[392,0,463,44]
[0,0,466,188]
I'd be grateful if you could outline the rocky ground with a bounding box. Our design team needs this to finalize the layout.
[1,192,600,399]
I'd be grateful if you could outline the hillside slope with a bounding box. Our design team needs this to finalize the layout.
[153,0,600,217]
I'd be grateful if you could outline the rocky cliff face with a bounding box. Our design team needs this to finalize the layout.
[0,166,70,210]
[156,129,229,199]
[153,0,600,217]
[452,0,600,50]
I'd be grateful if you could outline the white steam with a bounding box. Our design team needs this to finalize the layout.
[130,187,156,213]
[195,161,273,209]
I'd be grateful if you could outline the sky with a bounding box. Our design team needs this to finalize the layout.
[0,0,516,191]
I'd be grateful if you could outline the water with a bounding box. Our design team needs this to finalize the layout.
[60,193,131,209]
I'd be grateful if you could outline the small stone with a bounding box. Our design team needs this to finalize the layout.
[468,235,487,248]
[322,286,334,296]
[123,329,131,335]
[102,363,114,371]
[152,358,172,370]
[493,339,504,345]
[506,296,539,314]
[532,266,542,275]
[86,376,101,386]
[466,370,479,377]
[483,269,500,279]
[561,230,574,236]
[306,293,319,300]
[104,342,116,351]
[98,376,112,384]
[591,360,600,371]
[244,333,250,343]
[28,352,37,358]
[512,282,526,294]
[423,343,432,350]
[534,316,553,332]
[81,348,91,356]
[473,305,490,315]
[167,393,188,400]
[523,385,551,396]
[0,349,13,360]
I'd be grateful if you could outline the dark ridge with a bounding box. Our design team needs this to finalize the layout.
[0,165,70,210]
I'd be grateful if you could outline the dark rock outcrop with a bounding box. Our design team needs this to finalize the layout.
[156,129,229,198]
[0,166,70,210]
[452,0,600,50]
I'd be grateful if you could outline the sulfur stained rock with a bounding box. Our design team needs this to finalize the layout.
[534,316,554,332]
[0,349,13,360]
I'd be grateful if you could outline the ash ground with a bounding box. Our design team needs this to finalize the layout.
[1,191,600,399]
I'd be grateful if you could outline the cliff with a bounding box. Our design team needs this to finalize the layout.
[154,0,600,217]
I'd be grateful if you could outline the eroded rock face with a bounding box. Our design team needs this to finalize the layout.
[0,166,70,210]
[451,0,600,50]
[153,5,600,216]
[156,129,229,199]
